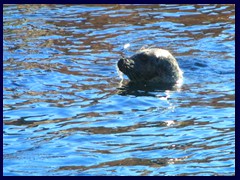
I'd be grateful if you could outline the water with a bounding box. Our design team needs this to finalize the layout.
[3,4,235,176]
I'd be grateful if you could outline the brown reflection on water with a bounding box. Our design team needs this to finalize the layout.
[6,4,235,49]
[181,93,234,109]
[3,115,211,137]
[180,83,235,109]
[4,4,235,62]
[56,156,187,174]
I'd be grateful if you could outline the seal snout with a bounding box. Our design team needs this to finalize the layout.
[117,58,124,67]
[117,58,125,72]
[118,58,133,72]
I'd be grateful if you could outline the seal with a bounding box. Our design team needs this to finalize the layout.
[117,48,183,85]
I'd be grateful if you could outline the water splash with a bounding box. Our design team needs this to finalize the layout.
[123,43,130,50]
[116,63,124,86]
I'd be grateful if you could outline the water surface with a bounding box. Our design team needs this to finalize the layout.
[3,4,235,176]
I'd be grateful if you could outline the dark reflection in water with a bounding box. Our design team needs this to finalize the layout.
[117,81,181,97]
[3,4,235,176]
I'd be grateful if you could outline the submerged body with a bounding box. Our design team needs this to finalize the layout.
[117,48,183,85]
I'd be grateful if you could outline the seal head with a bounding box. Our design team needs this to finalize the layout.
[117,48,183,84]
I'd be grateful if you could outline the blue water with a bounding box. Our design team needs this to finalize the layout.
[3,4,235,176]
